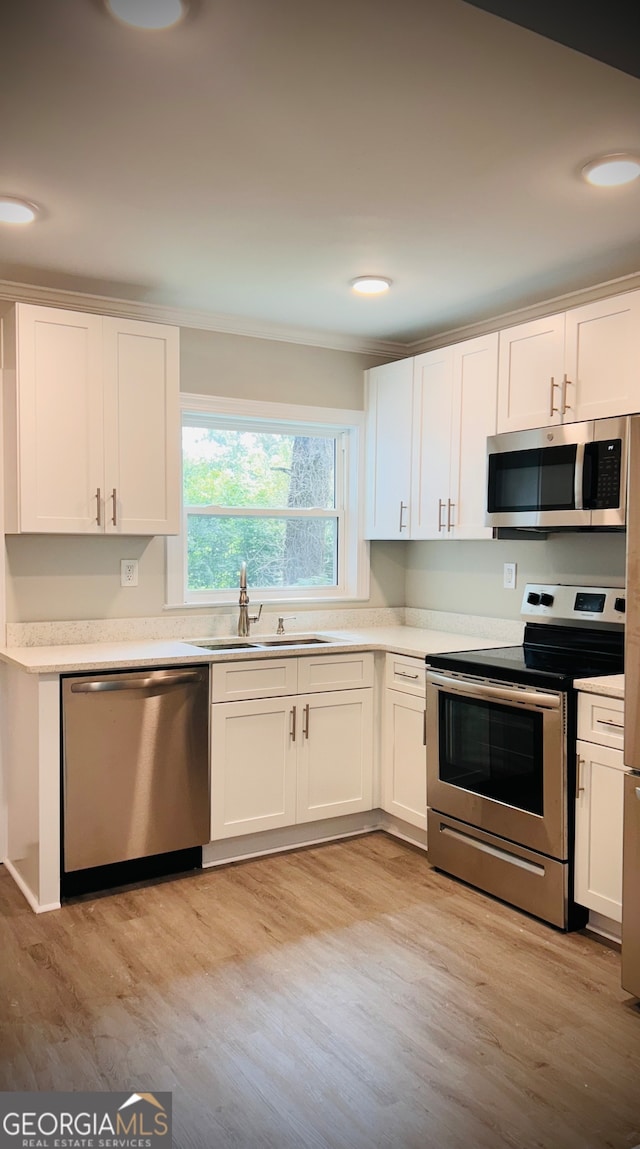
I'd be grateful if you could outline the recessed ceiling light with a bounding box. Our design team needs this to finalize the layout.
[105,0,188,30]
[0,196,39,224]
[350,276,392,295]
[581,153,640,188]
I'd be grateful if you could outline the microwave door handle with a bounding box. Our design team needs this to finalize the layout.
[581,441,595,510]
[574,442,585,511]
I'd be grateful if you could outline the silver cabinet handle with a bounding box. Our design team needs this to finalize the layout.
[447,499,455,532]
[549,376,561,417]
[562,373,572,414]
[95,487,102,526]
[399,501,408,532]
[111,488,117,527]
[397,670,419,680]
[596,718,624,728]
[290,705,297,741]
[70,670,203,692]
[302,702,310,739]
[576,755,585,799]
[438,498,445,532]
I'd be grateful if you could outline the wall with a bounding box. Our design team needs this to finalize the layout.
[4,326,401,624]
[405,533,627,619]
[180,327,378,407]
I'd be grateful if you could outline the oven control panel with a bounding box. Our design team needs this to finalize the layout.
[521,584,625,625]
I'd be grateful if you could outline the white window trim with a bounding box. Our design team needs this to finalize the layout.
[166,393,370,608]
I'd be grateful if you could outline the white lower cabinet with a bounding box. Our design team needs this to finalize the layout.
[296,690,373,822]
[381,655,427,831]
[574,692,626,924]
[211,696,298,838]
[211,654,374,840]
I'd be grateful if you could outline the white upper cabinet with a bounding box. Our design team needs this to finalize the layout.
[563,291,640,422]
[2,303,180,535]
[410,346,454,539]
[364,358,413,539]
[497,290,640,432]
[412,333,498,540]
[497,314,565,432]
[449,333,499,539]
[365,334,498,542]
[102,317,180,535]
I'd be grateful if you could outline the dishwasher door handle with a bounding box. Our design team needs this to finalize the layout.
[70,670,204,692]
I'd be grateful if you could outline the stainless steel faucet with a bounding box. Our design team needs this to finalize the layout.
[237,563,262,636]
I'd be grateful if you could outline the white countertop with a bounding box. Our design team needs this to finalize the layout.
[574,673,625,700]
[0,626,511,675]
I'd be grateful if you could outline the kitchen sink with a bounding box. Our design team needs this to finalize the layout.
[257,637,333,646]
[187,640,261,651]
[186,636,334,652]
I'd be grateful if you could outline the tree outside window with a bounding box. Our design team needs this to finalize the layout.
[183,424,341,593]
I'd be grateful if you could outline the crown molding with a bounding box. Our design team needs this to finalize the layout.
[3,267,639,362]
[0,278,405,358]
[404,269,640,355]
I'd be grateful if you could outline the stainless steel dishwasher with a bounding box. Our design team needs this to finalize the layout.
[62,665,210,876]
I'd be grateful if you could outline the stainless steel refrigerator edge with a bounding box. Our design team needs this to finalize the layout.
[62,666,210,874]
[623,415,640,998]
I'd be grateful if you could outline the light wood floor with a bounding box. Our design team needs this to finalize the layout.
[1,832,639,1149]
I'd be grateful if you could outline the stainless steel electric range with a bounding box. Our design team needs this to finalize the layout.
[426,584,625,930]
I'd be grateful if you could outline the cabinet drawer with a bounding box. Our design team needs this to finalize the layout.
[384,653,425,697]
[577,693,624,750]
[297,652,374,693]
[211,658,298,702]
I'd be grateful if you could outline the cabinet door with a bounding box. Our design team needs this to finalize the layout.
[381,688,427,830]
[564,291,640,422]
[411,346,455,539]
[449,333,498,539]
[364,360,413,539]
[14,305,104,532]
[574,741,626,923]
[497,315,565,432]
[102,318,180,535]
[210,696,297,838]
[296,689,373,822]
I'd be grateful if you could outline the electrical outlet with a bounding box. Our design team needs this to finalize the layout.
[503,562,517,590]
[121,559,138,587]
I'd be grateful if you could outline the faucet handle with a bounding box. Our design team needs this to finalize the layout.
[277,615,296,634]
[249,603,263,625]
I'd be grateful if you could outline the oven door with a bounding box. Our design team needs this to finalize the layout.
[426,671,566,859]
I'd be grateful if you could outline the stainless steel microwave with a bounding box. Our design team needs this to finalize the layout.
[486,417,627,530]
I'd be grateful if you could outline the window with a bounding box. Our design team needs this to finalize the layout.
[166,395,368,606]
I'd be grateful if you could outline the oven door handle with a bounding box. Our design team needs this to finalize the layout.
[427,672,561,710]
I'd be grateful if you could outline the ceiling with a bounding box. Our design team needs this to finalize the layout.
[1,0,640,350]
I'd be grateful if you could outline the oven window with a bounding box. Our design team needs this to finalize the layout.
[488,444,577,512]
[438,693,544,815]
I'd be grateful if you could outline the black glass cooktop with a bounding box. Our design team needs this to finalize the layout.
[426,623,624,690]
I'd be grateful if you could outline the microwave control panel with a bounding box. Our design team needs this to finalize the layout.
[521,583,625,625]
[585,438,622,510]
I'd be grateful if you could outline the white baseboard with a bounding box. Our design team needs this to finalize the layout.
[2,857,61,913]
[587,910,622,944]
[203,809,428,868]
